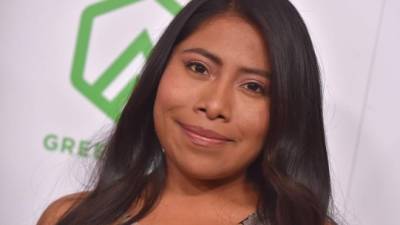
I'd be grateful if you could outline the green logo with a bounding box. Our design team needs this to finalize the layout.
[71,0,182,122]
[43,133,104,159]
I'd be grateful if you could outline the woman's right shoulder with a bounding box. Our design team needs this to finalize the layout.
[36,192,88,225]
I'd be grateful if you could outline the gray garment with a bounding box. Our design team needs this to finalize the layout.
[238,212,260,225]
[131,212,260,225]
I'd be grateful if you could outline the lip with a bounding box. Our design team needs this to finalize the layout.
[178,122,233,147]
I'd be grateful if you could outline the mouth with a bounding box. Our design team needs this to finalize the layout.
[177,121,234,147]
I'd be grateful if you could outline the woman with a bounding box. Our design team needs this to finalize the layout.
[38,0,336,224]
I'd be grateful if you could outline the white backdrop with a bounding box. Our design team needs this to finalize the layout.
[1,0,399,224]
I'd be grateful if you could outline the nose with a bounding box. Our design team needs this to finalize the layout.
[193,81,232,122]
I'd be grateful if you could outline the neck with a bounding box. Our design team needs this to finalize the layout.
[162,160,259,208]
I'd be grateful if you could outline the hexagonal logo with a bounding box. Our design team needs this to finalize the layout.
[71,0,183,122]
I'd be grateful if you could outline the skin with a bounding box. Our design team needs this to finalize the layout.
[148,13,271,225]
[37,12,333,225]
[37,13,272,225]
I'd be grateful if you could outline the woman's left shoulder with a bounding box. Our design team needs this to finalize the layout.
[36,192,88,225]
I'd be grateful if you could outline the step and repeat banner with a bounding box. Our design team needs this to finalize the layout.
[1,0,399,225]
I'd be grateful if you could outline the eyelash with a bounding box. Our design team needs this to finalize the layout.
[184,61,268,96]
[185,61,209,75]
[241,81,267,95]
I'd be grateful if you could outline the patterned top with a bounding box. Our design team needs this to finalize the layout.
[238,212,260,225]
[131,212,260,225]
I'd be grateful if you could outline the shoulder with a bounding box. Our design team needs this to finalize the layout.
[325,217,338,225]
[36,192,87,225]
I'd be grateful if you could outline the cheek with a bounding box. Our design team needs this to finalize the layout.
[217,102,269,177]
[237,101,270,148]
[155,71,183,110]
[154,63,195,112]
[154,70,185,120]
[153,62,196,146]
[154,67,180,139]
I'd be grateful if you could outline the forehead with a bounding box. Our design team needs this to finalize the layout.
[175,14,270,69]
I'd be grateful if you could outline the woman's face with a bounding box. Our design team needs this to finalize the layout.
[153,14,271,181]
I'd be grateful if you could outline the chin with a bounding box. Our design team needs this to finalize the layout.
[175,159,246,182]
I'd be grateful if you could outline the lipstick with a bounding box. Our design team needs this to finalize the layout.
[178,122,233,147]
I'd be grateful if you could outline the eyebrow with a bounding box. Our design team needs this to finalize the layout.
[181,48,271,79]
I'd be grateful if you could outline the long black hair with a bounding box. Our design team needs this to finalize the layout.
[56,0,335,224]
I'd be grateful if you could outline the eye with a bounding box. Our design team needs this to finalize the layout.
[241,82,267,95]
[185,61,209,75]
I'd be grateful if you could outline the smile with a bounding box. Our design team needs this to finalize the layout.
[178,122,233,147]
